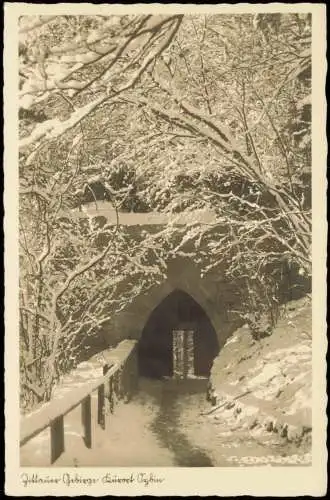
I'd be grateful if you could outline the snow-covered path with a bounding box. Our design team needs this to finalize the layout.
[21,376,311,467]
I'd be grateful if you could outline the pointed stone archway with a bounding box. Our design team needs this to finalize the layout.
[138,289,219,379]
[85,258,243,365]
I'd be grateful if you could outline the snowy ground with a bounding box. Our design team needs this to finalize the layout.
[21,377,310,467]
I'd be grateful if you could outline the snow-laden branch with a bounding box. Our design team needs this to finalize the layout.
[131,92,310,252]
[19,15,183,106]
[19,16,58,34]
[19,96,108,149]
[20,17,183,153]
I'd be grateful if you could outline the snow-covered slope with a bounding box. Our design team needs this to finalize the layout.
[209,296,312,446]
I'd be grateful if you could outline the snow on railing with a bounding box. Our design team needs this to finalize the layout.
[20,339,138,464]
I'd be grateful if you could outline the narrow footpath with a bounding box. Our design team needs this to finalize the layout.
[21,375,310,467]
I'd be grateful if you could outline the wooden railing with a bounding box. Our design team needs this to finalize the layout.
[20,339,138,464]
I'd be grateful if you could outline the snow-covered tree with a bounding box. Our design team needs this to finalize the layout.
[18,13,311,407]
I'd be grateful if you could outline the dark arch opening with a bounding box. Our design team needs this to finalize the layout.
[138,289,219,379]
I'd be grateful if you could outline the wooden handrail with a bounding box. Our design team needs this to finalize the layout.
[20,339,138,463]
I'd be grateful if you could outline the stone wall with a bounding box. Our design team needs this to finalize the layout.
[75,212,310,363]
[90,255,242,363]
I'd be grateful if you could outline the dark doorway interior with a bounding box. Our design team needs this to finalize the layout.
[138,289,219,379]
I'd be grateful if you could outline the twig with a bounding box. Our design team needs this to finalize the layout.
[201,390,253,416]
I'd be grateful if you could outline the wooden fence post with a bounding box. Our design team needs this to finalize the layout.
[50,415,64,464]
[81,395,92,448]
[123,362,130,403]
[109,376,114,414]
[97,384,106,430]
[113,370,120,400]
[118,368,124,400]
